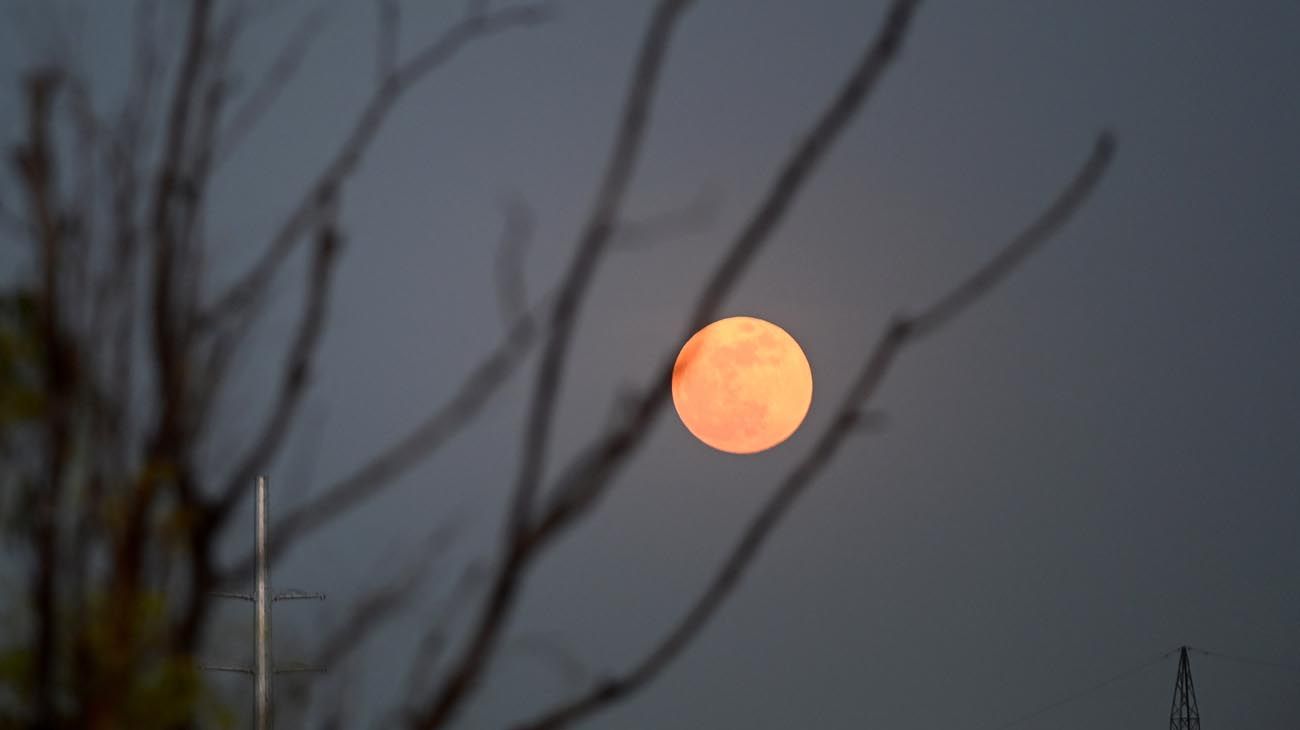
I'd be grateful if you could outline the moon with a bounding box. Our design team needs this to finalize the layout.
[671,316,813,454]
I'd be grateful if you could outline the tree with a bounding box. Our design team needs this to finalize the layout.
[0,0,1113,727]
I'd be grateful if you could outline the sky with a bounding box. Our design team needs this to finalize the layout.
[2,1,1298,728]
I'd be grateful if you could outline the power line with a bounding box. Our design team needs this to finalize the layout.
[977,647,1179,730]
[1187,646,1300,677]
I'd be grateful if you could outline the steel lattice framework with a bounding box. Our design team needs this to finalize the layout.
[1169,646,1202,730]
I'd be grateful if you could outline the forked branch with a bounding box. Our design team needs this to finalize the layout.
[407,1,697,725]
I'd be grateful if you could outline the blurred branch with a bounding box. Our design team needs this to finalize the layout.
[311,525,459,671]
[515,131,1116,730]
[0,189,26,237]
[214,196,343,519]
[220,296,545,582]
[15,67,71,728]
[509,0,688,534]
[611,185,719,249]
[407,3,696,727]
[147,0,212,403]
[396,560,488,713]
[215,6,329,166]
[503,632,589,692]
[198,2,550,338]
[532,0,921,562]
[494,195,534,328]
[375,0,400,85]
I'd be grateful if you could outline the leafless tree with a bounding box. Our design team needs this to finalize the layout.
[0,0,1113,728]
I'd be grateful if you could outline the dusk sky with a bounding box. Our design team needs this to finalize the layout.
[2,1,1297,728]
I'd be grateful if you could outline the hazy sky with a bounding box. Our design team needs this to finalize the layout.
[2,1,1298,728]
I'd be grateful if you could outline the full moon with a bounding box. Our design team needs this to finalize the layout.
[671,316,813,454]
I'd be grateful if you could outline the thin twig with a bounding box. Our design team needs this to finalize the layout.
[311,524,460,670]
[503,632,590,691]
[494,195,535,329]
[611,185,719,249]
[0,190,25,236]
[214,7,329,167]
[375,0,400,85]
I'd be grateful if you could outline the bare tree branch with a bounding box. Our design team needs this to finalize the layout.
[399,561,489,707]
[0,0,1117,725]
[514,131,1116,730]
[405,1,930,725]
[220,299,545,582]
[147,0,212,430]
[214,6,328,167]
[311,524,460,671]
[406,3,696,726]
[198,3,550,337]
[611,185,719,249]
[214,197,342,519]
[503,632,589,692]
[0,188,26,237]
[532,0,922,560]
[494,195,534,328]
[509,0,690,533]
[14,67,73,728]
[375,0,400,86]
[907,141,1114,335]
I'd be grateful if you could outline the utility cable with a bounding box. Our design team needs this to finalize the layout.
[977,647,1179,730]
[1188,646,1300,677]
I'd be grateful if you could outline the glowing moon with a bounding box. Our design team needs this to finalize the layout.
[671,316,813,454]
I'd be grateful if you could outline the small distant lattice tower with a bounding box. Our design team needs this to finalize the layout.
[1169,646,1201,730]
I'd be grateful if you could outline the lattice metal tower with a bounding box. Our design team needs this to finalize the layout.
[1169,646,1201,730]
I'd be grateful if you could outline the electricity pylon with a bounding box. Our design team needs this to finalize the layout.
[203,476,324,730]
[1169,645,1201,730]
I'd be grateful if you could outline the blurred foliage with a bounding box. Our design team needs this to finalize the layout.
[0,284,234,726]
[0,589,234,728]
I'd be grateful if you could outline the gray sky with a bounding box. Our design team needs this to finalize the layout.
[2,1,1298,728]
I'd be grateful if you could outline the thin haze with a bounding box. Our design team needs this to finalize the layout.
[0,1,1296,728]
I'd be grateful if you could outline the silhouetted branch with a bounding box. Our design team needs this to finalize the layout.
[611,185,719,249]
[220,299,545,581]
[397,561,489,711]
[16,67,72,728]
[503,632,589,691]
[514,131,1115,730]
[407,3,695,726]
[375,0,400,85]
[509,0,689,532]
[215,197,342,519]
[908,139,1114,335]
[0,190,24,236]
[215,7,328,166]
[312,525,460,670]
[533,0,921,556]
[199,2,550,338]
[494,195,535,328]
[147,0,211,420]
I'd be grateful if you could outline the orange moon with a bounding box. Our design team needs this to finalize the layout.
[671,316,813,454]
